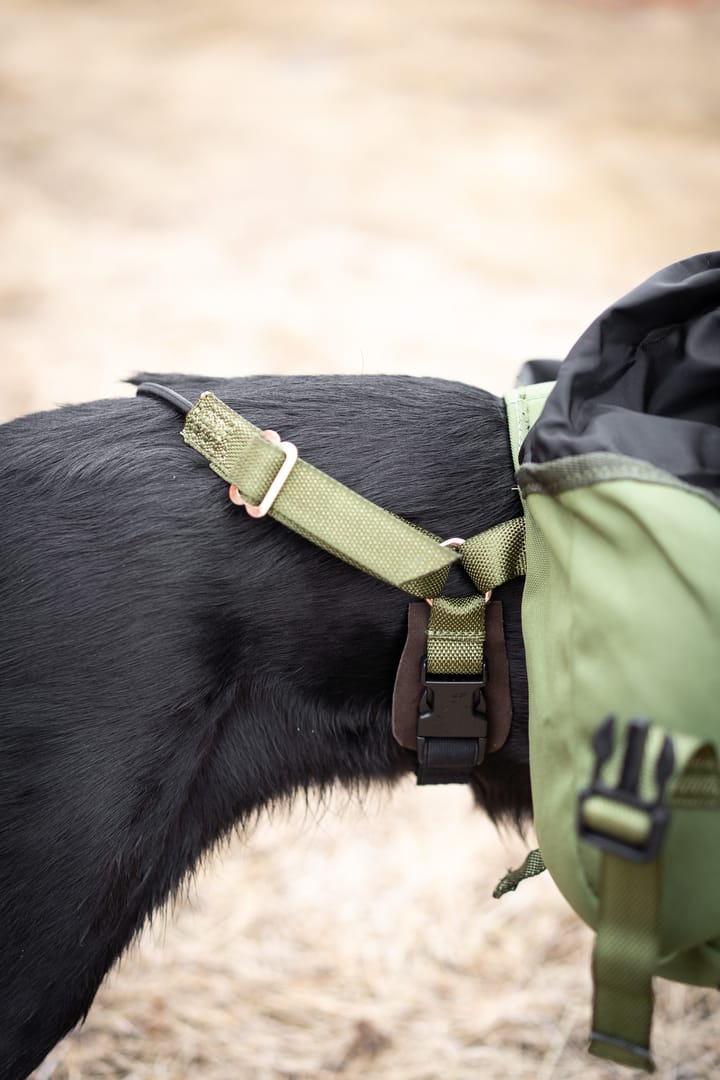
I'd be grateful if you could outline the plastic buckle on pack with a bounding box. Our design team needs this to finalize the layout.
[578,716,675,864]
[416,658,489,762]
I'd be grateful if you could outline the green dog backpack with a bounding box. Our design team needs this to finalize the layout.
[142,251,719,1075]
[505,251,720,1071]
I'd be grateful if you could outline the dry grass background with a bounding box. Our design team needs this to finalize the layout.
[1,0,719,1077]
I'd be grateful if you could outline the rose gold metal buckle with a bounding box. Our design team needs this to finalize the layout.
[228,430,298,518]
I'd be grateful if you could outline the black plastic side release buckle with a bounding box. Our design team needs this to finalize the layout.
[416,659,488,785]
[578,716,675,863]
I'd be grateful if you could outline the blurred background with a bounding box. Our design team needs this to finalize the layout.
[1,0,718,1077]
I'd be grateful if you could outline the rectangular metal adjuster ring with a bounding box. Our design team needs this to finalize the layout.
[229,430,299,518]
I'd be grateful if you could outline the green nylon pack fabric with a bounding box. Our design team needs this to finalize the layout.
[510,450,720,1071]
[518,469,720,974]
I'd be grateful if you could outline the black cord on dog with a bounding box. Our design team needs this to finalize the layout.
[136,382,193,416]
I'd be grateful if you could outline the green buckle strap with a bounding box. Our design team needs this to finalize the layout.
[670,743,720,808]
[418,595,488,784]
[418,517,527,783]
[590,856,661,1072]
[579,717,676,1073]
[424,525,526,683]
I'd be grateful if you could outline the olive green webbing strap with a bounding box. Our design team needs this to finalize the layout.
[671,744,720,808]
[462,518,527,592]
[182,392,458,598]
[421,594,488,784]
[590,744,720,1072]
[427,521,527,675]
[183,391,526,602]
[427,596,486,675]
[590,855,661,1072]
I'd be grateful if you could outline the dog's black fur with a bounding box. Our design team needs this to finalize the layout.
[0,374,530,1080]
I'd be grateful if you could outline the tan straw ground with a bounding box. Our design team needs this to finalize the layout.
[1,1,717,1076]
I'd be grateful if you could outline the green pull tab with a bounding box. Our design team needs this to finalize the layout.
[493,848,546,898]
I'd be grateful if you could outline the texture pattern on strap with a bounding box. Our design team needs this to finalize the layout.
[590,855,660,1072]
[427,596,486,675]
[461,518,526,592]
[670,744,720,808]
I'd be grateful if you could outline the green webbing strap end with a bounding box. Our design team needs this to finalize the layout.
[589,849,660,1071]
[493,848,546,898]
[590,1029,655,1073]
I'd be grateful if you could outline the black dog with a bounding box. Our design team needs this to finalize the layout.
[0,374,531,1080]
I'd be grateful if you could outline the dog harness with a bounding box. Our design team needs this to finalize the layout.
[137,379,532,785]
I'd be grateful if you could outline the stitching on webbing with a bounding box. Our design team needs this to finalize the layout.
[517,388,527,457]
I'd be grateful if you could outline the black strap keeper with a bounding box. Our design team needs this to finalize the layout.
[417,736,482,785]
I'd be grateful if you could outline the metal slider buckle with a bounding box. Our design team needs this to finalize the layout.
[229,430,299,518]
[578,716,675,864]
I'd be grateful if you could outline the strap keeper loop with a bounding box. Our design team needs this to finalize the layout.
[229,430,298,518]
